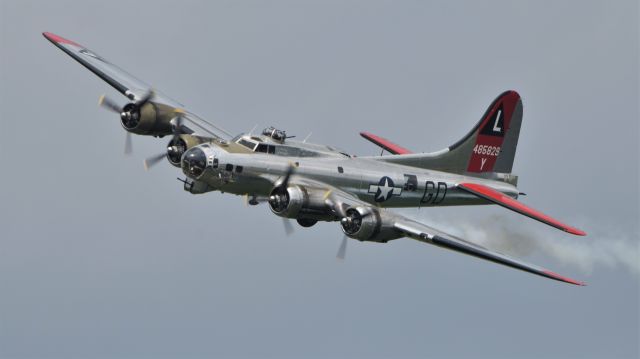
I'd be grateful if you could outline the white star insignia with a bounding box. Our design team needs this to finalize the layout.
[368,177,402,202]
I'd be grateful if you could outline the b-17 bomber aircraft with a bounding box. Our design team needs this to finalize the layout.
[43,32,587,285]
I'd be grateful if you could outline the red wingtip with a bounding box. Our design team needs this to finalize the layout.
[458,183,586,237]
[42,32,81,47]
[543,270,586,286]
[565,228,587,236]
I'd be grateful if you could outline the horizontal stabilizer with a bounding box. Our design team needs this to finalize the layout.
[360,131,412,155]
[458,183,586,236]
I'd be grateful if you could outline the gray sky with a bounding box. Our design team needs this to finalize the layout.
[1,1,638,358]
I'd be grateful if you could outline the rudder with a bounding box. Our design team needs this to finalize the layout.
[456,90,522,173]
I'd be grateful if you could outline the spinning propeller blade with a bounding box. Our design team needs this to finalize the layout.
[144,152,166,171]
[336,235,348,261]
[98,94,121,113]
[142,111,186,171]
[124,132,133,155]
[282,218,295,236]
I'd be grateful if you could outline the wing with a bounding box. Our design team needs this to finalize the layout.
[43,32,231,139]
[316,184,585,286]
[393,217,585,286]
[457,183,586,236]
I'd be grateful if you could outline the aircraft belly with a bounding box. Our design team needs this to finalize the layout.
[219,179,273,196]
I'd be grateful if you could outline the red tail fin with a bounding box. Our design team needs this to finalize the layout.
[466,91,521,173]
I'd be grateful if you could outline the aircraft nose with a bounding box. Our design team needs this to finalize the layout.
[181,147,207,179]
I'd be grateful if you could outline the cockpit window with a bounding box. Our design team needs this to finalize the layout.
[256,143,276,154]
[237,138,257,150]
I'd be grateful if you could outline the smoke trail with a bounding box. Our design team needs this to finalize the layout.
[411,213,640,276]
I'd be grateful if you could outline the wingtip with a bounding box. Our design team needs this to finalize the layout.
[543,270,587,286]
[566,228,587,236]
[42,32,81,47]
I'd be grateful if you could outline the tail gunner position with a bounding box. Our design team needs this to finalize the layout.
[44,32,587,286]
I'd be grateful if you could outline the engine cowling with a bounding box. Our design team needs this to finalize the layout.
[167,134,210,167]
[340,207,403,243]
[268,185,330,220]
[120,102,176,136]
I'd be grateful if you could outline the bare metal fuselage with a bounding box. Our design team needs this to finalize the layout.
[187,142,519,208]
[42,31,588,285]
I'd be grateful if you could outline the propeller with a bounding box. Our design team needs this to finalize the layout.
[124,132,132,155]
[282,218,295,236]
[143,152,166,171]
[268,163,296,213]
[143,111,185,171]
[326,192,374,223]
[279,163,295,190]
[264,163,298,236]
[98,89,155,155]
[98,94,121,113]
[336,235,347,261]
[324,189,375,258]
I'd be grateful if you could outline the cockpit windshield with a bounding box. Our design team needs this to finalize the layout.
[256,143,276,154]
[233,134,347,158]
[237,138,258,151]
[236,136,277,154]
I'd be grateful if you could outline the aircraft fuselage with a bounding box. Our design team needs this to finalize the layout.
[183,144,519,208]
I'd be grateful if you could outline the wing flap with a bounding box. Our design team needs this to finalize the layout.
[394,220,585,286]
[360,131,413,155]
[458,182,586,236]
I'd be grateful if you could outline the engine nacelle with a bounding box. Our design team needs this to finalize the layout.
[269,185,307,218]
[167,134,210,167]
[341,207,403,243]
[269,185,329,219]
[120,102,176,136]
